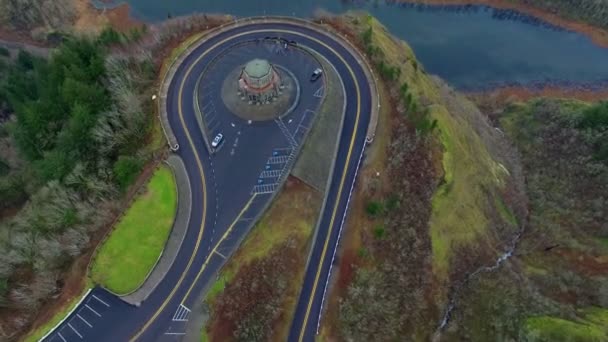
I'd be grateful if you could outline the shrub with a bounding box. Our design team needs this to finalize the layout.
[365,200,384,217]
[113,155,143,191]
[385,194,400,211]
[97,27,123,46]
[373,225,386,239]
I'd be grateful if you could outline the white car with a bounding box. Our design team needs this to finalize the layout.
[310,68,323,82]
[211,133,224,148]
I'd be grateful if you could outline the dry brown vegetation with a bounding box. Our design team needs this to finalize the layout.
[316,12,525,341]
[205,177,322,341]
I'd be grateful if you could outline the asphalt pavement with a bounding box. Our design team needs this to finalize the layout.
[42,19,371,342]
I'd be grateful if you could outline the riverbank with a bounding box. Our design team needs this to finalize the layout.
[467,85,608,115]
[73,0,141,34]
[401,0,608,48]
[0,0,140,46]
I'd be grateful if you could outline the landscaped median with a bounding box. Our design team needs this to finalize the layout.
[90,165,178,295]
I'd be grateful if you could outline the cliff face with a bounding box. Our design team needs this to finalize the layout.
[319,13,526,341]
[320,13,608,342]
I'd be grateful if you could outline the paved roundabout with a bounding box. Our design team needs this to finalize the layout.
[43,18,373,342]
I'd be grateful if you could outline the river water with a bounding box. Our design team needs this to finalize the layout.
[96,0,608,89]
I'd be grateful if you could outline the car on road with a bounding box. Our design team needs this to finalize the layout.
[310,68,323,82]
[211,133,224,148]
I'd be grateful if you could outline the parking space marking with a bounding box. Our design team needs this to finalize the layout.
[165,332,186,335]
[91,294,110,307]
[172,304,191,322]
[268,155,289,164]
[252,183,278,194]
[77,313,92,328]
[202,101,214,112]
[68,323,83,339]
[85,304,101,317]
[314,86,324,98]
[214,250,227,259]
[275,118,297,147]
[208,121,221,133]
[58,332,67,342]
[260,169,281,178]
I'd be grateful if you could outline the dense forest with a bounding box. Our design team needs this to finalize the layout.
[0,31,156,338]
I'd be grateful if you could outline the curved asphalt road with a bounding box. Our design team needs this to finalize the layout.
[43,20,371,342]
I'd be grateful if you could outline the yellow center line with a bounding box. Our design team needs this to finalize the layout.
[180,194,257,302]
[130,25,362,341]
[295,42,361,342]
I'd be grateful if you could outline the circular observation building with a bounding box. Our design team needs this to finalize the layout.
[238,59,282,104]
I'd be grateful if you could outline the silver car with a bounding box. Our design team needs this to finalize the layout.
[211,133,224,148]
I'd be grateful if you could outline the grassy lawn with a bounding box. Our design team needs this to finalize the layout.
[90,165,177,295]
[23,279,93,342]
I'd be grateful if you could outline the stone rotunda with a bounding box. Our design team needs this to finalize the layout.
[238,59,282,104]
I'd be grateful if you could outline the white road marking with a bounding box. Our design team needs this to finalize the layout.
[68,323,83,339]
[85,304,101,317]
[313,86,324,98]
[92,294,110,307]
[260,169,281,178]
[214,250,227,259]
[268,155,289,164]
[173,304,191,321]
[164,332,186,335]
[252,183,278,194]
[58,332,67,342]
[77,313,92,328]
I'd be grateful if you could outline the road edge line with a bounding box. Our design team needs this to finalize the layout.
[38,288,93,342]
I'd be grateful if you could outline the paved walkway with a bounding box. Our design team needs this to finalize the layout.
[121,154,192,306]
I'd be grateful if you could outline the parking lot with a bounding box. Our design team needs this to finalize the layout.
[45,289,131,342]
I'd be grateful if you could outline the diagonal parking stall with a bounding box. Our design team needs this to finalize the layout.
[44,288,135,342]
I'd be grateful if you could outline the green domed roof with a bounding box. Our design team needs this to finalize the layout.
[244,59,271,78]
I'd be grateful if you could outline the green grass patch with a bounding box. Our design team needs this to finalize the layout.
[524,315,608,342]
[428,104,509,275]
[90,166,177,294]
[597,238,608,251]
[23,279,94,342]
[205,272,234,304]
[495,195,518,226]
[201,328,209,342]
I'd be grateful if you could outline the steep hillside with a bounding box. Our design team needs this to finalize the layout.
[318,13,526,340]
[443,99,608,341]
